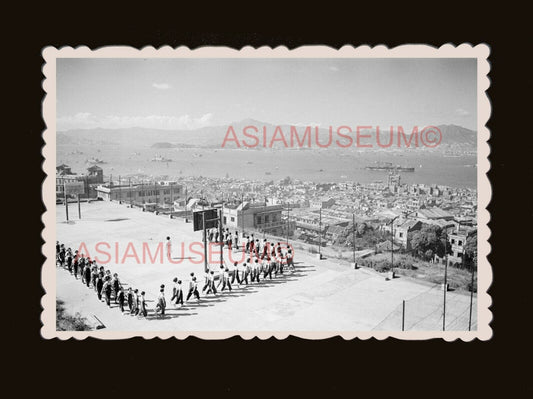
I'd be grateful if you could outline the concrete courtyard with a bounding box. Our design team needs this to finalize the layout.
[55,200,477,332]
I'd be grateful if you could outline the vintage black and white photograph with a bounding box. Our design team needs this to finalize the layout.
[41,45,491,339]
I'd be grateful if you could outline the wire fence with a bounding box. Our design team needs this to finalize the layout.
[373,285,477,331]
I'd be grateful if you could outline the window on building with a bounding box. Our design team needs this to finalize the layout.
[223,216,227,224]
[231,217,235,222]
[451,239,455,244]
[458,240,463,246]
[399,232,403,238]
[265,215,270,223]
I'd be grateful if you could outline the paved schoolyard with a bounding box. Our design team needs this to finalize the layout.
[55,201,477,332]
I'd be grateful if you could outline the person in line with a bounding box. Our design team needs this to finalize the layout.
[112,273,121,303]
[131,289,139,316]
[96,273,104,301]
[227,232,232,251]
[166,236,172,260]
[251,259,261,283]
[171,277,179,304]
[202,269,211,293]
[230,261,240,286]
[287,249,295,272]
[205,271,217,296]
[186,277,200,302]
[72,255,79,279]
[102,276,112,307]
[117,287,125,313]
[249,234,255,254]
[139,291,148,318]
[241,262,250,285]
[91,266,98,292]
[174,280,184,307]
[221,268,232,292]
[127,288,134,313]
[233,231,239,250]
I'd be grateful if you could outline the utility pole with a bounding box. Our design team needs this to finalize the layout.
[185,186,188,222]
[318,207,322,258]
[77,194,81,219]
[64,182,69,221]
[352,214,356,265]
[241,192,245,237]
[389,215,400,279]
[119,175,122,203]
[220,204,224,268]
[443,226,449,331]
[170,184,173,215]
[129,178,132,207]
[402,300,406,331]
[286,203,290,246]
[202,212,208,273]
[468,252,475,331]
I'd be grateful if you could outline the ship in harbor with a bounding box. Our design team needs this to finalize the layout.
[86,157,105,164]
[365,161,415,172]
[151,154,172,162]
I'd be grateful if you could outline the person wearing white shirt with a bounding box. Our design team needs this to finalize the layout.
[221,268,232,291]
[166,236,172,260]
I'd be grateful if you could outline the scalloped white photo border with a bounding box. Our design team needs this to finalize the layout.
[41,44,491,340]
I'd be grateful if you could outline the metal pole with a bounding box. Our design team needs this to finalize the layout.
[203,212,208,273]
[220,206,224,268]
[241,193,245,237]
[77,194,81,219]
[443,227,448,331]
[352,214,356,264]
[129,178,132,207]
[468,259,475,331]
[286,204,290,246]
[64,182,69,221]
[119,175,122,203]
[402,300,405,331]
[185,186,188,221]
[318,207,322,257]
[391,217,396,277]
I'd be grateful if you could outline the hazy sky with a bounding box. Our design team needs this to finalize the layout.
[57,58,477,131]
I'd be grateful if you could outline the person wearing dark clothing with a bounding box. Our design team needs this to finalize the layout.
[84,265,91,288]
[117,287,125,313]
[73,258,79,279]
[139,291,148,317]
[127,288,133,313]
[96,275,104,301]
[112,274,121,303]
[103,277,112,306]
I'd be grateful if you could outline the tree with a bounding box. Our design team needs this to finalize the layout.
[464,231,478,271]
[357,223,368,236]
[410,225,450,259]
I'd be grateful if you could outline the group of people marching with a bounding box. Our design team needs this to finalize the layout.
[56,241,150,318]
[56,231,295,320]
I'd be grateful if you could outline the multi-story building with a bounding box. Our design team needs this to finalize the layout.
[223,202,284,235]
[56,164,104,198]
[95,182,184,206]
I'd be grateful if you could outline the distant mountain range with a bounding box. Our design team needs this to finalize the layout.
[57,119,476,152]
